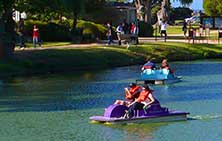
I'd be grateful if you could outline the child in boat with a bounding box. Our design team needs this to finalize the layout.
[114,83,141,106]
[125,84,155,118]
[141,60,156,71]
[160,59,174,74]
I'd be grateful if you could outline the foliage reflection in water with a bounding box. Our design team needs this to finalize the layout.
[0,60,222,141]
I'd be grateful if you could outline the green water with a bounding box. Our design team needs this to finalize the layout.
[0,60,222,141]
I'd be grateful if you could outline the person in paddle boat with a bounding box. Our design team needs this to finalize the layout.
[141,59,156,71]
[114,83,141,106]
[125,84,156,118]
[160,58,174,74]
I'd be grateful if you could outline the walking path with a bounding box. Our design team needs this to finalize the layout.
[15,35,222,51]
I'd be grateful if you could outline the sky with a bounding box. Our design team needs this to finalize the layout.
[171,0,203,10]
[126,0,203,10]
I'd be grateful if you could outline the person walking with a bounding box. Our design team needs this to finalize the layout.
[116,23,123,45]
[160,20,167,42]
[18,19,25,49]
[182,20,187,38]
[106,23,112,46]
[33,24,41,48]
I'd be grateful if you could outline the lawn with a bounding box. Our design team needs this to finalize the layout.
[1,42,222,77]
[15,42,72,48]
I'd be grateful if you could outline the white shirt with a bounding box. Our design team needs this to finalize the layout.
[161,22,167,31]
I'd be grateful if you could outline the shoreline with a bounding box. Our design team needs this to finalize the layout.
[1,42,222,78]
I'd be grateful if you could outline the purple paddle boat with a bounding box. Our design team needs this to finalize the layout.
[90,103,189,124]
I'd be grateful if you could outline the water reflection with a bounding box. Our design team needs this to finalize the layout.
[0,60,222,141]
[103,123,169,141]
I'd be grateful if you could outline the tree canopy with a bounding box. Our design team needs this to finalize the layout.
[203,0,222,16]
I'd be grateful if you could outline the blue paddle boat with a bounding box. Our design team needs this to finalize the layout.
[136,69,182,85]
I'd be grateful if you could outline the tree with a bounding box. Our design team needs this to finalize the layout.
[0,0,16,58]
[15,0,64,21]
[116,0,193,24]
[203,0,222,16]
[59,0,85,32]
[133,0,161,24]
[169,7,193,22]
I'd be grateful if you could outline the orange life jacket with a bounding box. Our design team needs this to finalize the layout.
[137,89,152,102]
[125,85,140,100]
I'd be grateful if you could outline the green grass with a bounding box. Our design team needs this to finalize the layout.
[153,25,185,35]
[1,42,222,77]
[153,25,220,40]
[16,42,72,48]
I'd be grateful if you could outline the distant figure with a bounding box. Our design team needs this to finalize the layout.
[142,60,156,71]
[32,24,41,48]
[122,19,129,34]
[116,23,123,45]
[158,19,162,34]
[160,20,167,42]
[129,22,139,45]
[18,19,25,49]
[182,20,187,38]
[161,59,174,74]
[114,83,141,106]
[106,22,112,46]
[199,23,204,38]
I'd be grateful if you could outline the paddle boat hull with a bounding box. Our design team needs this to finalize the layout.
[136,69,182,85]
[90,104,189,124]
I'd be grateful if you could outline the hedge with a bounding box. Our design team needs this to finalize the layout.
[23,20,107,42]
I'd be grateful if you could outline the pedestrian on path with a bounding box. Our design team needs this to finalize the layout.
[33,24,42,48]
[106,23,112,45]
[160,20,167,42]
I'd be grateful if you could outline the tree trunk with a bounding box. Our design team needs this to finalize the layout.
[0,1,15,59]
[72,12,78,32]
[144,0,152,24]
[134,0,144,21]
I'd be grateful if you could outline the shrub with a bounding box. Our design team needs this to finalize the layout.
[76,20,107,40]
[138,21,153,37]
[24,20,107,42]
[25,20,71,42]
[169,7,193,22]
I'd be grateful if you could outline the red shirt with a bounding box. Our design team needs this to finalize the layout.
[130,24,136,34]
[33,28,39,37]
[137,89,152,102]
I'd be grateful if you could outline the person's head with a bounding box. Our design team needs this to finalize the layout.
[33,24,36,28]
[107,22,110,27]
[129,83,136,88]
[162,59,168,64]
[142,84,150,90]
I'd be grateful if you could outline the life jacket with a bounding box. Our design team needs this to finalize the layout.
[125,85,140,100]
[137,89,153,102]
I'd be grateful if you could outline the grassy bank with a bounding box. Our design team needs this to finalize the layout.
[16,42,72,48]
[1,42,222,77]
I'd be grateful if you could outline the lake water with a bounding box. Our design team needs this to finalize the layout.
[0,60,222,141]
